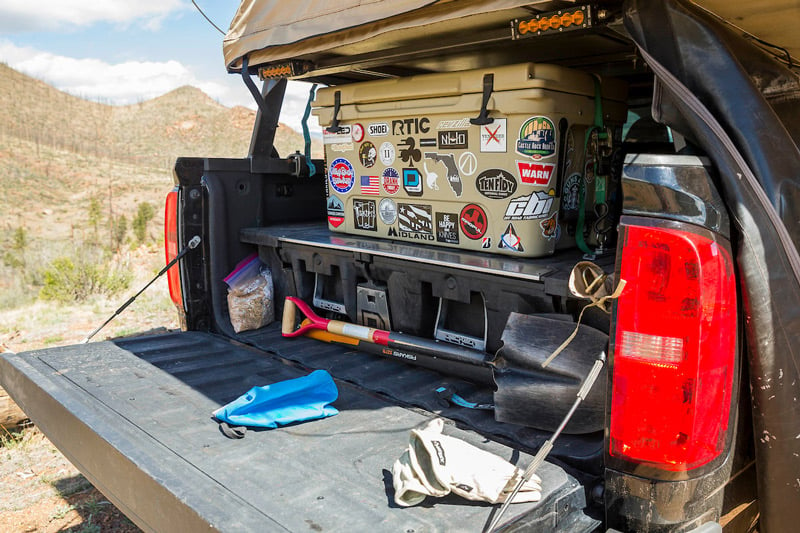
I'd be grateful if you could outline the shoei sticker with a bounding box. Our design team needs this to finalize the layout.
[329,158,355,194]
[498,223,524,252]
[359,141,377,168]
[382,168,400,195]
[460,204,488,240]
[436,212,459,244]
[480,118,507,153]
[476,169,517,200]
[368,122,389,137]
[353,199,377,231]
[379,198,397,225]
[516,116,556,159]
[517,161,555,186]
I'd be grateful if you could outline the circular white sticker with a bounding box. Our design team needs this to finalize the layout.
[351,123,365,143]
[379,142,396,166]
[379,198,397,225]
[458,151,478,176]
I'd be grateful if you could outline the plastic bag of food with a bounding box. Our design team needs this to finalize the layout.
[224,254,274,333]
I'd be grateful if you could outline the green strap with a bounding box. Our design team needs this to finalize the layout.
[302,83,318,177]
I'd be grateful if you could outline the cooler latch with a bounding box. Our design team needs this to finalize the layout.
[325,90,343,133]
[470,73,495,126]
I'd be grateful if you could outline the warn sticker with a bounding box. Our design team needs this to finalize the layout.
[517,161,555,186]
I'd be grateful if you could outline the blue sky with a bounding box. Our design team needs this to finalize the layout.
[0,1,317,132]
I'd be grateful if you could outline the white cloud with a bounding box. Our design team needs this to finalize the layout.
[0,40,319,133]
[0,0,184,32]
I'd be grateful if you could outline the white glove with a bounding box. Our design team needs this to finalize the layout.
[392,418,542,506]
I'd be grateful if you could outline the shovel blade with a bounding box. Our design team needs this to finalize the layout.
[493,313,608,434]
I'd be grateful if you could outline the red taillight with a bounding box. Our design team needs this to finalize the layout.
[609,221,737,472]
[164,189,183,308]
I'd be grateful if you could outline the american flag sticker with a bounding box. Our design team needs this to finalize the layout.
[360,175,380,195]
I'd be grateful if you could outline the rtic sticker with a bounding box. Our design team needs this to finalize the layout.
[437,130,468,149]
[437,118,471,130]
[398,203,433,236]
[392,117,430,135]
[353,199,377,231]
[517,161,555,186]
[504,191,554,220]
[379,142,396,166]
[379,198,397,225]
[323,125,351,145]
[436,212,459,244]
[498,223,524,252]
[359,141,377,168]
[480,118,507,153]
[460,204,488,240]
[382,168,400,195]
[562,173,582,212]
[328,216,344,228]
[403,168,423,197]
[398,137,422,165]
[540,211,558,240]
[351,123,365,143]
[326,195,344,216]
[360,175,380,195]
[516,116,556,159]
[476,169,517,200]
[368,122,389,137]
[458,152,478,177]
[329,158,355,194]
[424,152,462,197]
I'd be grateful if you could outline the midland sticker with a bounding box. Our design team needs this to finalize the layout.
[516,116,556,160]
[329,158,355,194]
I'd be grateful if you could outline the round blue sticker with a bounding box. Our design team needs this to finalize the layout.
[329,158,355,194]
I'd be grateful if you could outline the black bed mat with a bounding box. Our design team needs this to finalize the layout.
[1,331,599,532]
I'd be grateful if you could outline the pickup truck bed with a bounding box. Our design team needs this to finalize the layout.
[1,329,600,532]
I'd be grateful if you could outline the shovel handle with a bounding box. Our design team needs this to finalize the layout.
[282,296,388,343]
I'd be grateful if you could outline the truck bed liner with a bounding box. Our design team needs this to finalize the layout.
[1,331,599,532]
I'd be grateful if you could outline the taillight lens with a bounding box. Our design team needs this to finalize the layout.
[164,189,183,308]
[609,221,737,472]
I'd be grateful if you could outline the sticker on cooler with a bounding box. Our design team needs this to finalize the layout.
[516,116,556,160]
[359,141,377,168]
[398,204,433,237]
[360,175,380,195]
[329,158,355,194]
[368,122,389,137]
[480,118,507,153]
[517,161,555,186]
[382,168,400,195]
[353,199,377,231]
[351,123,365,143]
[379,142,396,166]
[498,223,524,252]
[436,212,459,244]
[379,198,397,225]
[476,169,517,199]
[460,204,488,240]
[504,191,555,220]
[323,125,352,145]
[424,152,462,197]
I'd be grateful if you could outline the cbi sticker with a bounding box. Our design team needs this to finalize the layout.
[403,168,423,197]
[329,158,355,194]
[516,116,556,160]
[359,141,377,168]
[517,161,555,186]
[460,204,488,240]
[353,199,377,231]
[498,223,524,253]
[379,198,397,225]
[540,211,558,240]
[351,123,365,143]
[476,169,517,200]
[326,195,344,216]
[438,130,468,149]
[504,191,554,220]
[398,204,433,235]
[368,122,389,137]
[436,212,459,244]
[562,173,582,212]
[379,142,396,166]
[382,168,400,195]
[480,118,507,153]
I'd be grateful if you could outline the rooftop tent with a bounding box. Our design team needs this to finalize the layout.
[222,0,539,72]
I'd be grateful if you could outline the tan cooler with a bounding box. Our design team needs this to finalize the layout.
[313,63,627,258]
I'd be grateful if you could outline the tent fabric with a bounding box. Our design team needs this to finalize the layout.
[223,0,536,70]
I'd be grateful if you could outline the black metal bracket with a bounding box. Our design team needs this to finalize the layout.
[470,73,495,126]
[326,90,343,133]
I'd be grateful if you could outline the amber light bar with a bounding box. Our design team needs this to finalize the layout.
[511,5,593,39]
[258,60,313,80]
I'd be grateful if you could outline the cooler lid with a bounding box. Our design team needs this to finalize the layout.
[312,63,628,107]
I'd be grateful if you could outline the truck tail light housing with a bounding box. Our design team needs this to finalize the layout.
[164,189,183,309]
[609,220,737,472]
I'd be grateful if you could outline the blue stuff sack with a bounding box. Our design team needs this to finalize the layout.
[212,370,339,431]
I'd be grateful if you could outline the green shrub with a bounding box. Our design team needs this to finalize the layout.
[39,251,132,304]
[132,202,155,244]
